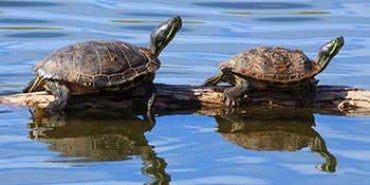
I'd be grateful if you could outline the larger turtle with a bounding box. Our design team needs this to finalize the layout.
[203,36,344,106]
[24,16,182,114]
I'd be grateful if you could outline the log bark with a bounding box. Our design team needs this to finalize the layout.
[1,83,370,116]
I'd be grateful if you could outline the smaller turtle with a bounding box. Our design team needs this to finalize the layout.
[23,16,182,115]
[203,36,344,106]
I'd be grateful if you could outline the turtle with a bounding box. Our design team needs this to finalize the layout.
[203,36,344,106]
[23,16,182,114]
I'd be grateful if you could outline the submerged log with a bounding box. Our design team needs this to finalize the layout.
[1,83,370,116]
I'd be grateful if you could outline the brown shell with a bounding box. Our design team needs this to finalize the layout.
[220,47,320,83]
[35,40,159,88]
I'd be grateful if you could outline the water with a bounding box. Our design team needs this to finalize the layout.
[1,0,370,184]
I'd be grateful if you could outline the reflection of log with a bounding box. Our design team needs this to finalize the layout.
[1,84,370,116]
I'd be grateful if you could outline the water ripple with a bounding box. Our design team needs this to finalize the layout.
[174,175,268,185]
[193,2,311,9]
[256,16,320,22]
[5,32,67,38]
[0,18,51,24]
[0,1,59,7]
[0,1,370,184]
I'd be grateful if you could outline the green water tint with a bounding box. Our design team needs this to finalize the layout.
[223,11,330,16]
[0,26,61,30]
[110,20,147,24]
[194,2,312,9]
[296,11,331,15]
[0,1,58,7]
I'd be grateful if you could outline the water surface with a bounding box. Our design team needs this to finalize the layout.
[1,0,370,185]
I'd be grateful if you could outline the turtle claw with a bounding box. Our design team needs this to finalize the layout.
[222,79,249,107]
[224,95,239,107]
[223,87,241,107]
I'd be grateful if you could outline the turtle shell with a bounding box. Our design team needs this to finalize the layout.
[220,47,320,83]
[35,40,159,89]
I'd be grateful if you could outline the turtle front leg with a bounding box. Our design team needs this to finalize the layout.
[223,76,250,107]
[141,79,156,124]
[202,73,223,86]
[202,68,231,86]
[302,79,318,105]
[44,80,71,111]
[146,82,156,114]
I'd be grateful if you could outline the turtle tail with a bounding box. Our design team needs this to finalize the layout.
[23,75,45,93]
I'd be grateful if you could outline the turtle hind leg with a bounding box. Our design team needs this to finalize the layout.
[223,76,250,107]
[44,81,71,112]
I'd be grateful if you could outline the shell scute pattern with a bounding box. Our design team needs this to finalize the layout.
[35,41,157,89]
[221,47,317,83]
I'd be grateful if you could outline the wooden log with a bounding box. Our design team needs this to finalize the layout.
[1,83,370,116]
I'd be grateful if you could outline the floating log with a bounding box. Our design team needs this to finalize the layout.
[1,83,370,116]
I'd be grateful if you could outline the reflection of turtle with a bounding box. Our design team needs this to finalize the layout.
[24,16,182,115]
[28,110,170,184]
[203,36,344,106]
[215,108,337,173]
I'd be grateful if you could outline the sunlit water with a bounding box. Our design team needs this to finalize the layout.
[1,0,370,185]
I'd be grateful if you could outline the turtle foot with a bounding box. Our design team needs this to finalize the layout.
[224,95,240,107]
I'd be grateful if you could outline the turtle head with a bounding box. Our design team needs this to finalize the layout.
[316,36,344,73]
[149,16,182,56]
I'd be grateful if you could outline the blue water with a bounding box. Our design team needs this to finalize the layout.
[1,0,370,185]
